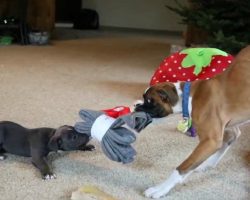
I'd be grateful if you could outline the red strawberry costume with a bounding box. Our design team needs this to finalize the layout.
[149,48,234,137]
[150,48,234,85]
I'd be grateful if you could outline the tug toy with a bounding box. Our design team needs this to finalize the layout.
[74,48,234,164]
[74,106,152,164]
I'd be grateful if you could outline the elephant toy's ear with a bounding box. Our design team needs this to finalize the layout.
[110,118,125,129]
[79,110,95,122]
[119,112,152,132]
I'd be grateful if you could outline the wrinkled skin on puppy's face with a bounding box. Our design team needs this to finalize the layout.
[49,125,90,151]
[135,82,179,118]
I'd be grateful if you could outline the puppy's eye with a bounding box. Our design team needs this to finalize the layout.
[72,134,78,140]
[58,139,62,146]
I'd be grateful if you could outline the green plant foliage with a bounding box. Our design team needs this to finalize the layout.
[167,0,250,54]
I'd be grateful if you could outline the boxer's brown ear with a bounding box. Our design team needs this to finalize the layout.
[157,89,178,106]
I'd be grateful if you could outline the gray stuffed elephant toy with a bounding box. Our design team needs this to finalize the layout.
[74,109,152,164]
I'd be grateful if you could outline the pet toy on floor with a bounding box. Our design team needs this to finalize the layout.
[74,48,234,163]
[74,106,152,164]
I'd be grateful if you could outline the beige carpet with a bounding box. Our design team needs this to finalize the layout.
[0,34,249,200]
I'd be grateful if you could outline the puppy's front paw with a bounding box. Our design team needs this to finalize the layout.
[42,173,56,180]
[0,155,6,160]
[87,145,95,151]
[81,144,95,151]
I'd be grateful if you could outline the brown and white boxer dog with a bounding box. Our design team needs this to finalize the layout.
[135,46,250,198]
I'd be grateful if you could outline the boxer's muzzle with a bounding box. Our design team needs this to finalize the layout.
[135,103,169,118]
[135,83,179,118]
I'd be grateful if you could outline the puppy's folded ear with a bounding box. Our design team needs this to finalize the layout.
[157,88,178,106]
[48,136,62,151]
[48,126,67,151]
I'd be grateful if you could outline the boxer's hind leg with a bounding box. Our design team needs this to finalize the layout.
[145,118,224,199]
[195,126,241,172]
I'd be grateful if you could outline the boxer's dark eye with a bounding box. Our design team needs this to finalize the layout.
[146,98,154,105]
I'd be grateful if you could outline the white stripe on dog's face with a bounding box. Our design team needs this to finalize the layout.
[144,87,150,94]
[136,83,182,118]
[173,82,182,96]
[172,99,182,113]
[172,83,192,114]
[172,82,182,113]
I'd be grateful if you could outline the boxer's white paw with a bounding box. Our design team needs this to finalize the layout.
[144,170,185,199]
[144,183,171,199]
[43,173,56,180]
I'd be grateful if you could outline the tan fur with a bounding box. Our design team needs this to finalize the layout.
[148,46,250,174]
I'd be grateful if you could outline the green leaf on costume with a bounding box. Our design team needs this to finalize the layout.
[180,48,228,75]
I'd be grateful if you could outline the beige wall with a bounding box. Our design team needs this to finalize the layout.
[82,0,187,31]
